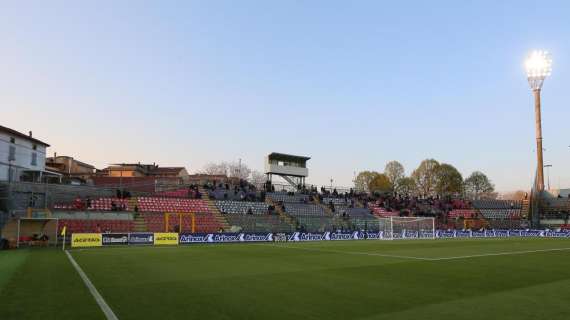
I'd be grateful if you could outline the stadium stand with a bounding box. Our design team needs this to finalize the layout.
[142,213,222,233]
[268,192,310,203]
[54,197,210,213]
[472,200,522,219]
[344,207,380,230]
[224,215,293,233]
[137,197,209,213]
[322,197,349,206]
[215,201,269,215]
[283,203,325,216]
[540,198,570,219]
[281,203,333,232]
[447,209,476,219]
[368,203,400,217]
[155,188,196,198]
[58,219,133,234]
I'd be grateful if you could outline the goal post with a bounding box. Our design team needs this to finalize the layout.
[388,216,436,240]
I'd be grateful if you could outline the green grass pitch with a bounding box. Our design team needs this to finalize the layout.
[1,238,570,319]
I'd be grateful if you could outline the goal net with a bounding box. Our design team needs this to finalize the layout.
[378,217,435,240]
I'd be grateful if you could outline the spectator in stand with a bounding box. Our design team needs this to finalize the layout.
[247,207,253,215]
[85,197,92,210]
[74,196,84,210]
[111,201,117,211]
[329,201,336,213]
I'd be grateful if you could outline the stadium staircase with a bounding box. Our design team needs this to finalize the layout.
[265,198,297,228]
[128,198,138,211]
[313,196,334,216]
[354,198,366,208]
[521,199,530,219]
[132,213,148,232]
[129,197,148,232]
[198,187,230,231]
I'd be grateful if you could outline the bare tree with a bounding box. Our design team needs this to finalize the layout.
[201,162,228,176]
[384,161,405,192]
[249,170,267,188]
[398,177,417,196]
[228,161,251,180]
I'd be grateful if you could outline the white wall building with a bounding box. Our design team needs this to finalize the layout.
[0,125,49,182]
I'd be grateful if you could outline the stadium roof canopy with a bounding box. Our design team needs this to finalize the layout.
[267,153,311,162]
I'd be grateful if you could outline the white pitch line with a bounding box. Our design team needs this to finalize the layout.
[428,247,570,261]
[65,251,119,320]
[270,244,570,262]
[271,244,433,261]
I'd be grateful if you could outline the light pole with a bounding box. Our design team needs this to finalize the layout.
[544,164,552,191]
[525,50,552,192]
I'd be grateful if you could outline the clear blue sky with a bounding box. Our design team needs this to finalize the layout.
[1,1,569,192]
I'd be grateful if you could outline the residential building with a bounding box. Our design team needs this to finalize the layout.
[0,125,50,182]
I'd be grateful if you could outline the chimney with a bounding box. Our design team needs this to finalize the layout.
[29,131,33,137]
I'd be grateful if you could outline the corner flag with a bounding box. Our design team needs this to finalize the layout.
[61,226,67,236]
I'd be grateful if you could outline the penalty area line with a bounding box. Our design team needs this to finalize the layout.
[65,251,119,320]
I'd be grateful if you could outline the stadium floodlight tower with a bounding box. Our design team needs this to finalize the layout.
[265,153,310,190]
[525,50,552,192]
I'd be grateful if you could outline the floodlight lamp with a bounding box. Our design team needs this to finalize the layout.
[525,50,552,90]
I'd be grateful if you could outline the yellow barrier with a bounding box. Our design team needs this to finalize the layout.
[154,233,179,245]
[71,233,103,248]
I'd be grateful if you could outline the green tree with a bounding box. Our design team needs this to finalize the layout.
[354,171,381,192]
[411,159,440,196]
[435,163,463,196]
[368,173,392,194]
[384,161,405,192]
[397,177,417,196]
[464,171,495,199]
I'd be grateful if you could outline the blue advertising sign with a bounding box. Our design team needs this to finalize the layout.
[102,233,129,246]
[325,231,361,241]
[128,233,154,245]
[179,233,274,244]
[179,233,210,244]
[288,232,326,242]
[455,230,471,238]
[471,231,486,238]
[365,231,384,240]
[438,230,456,238]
